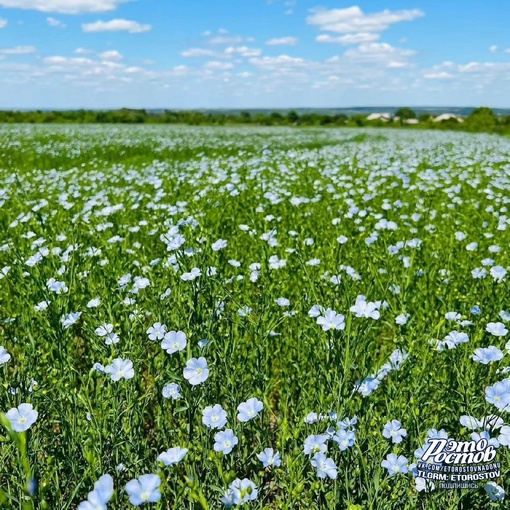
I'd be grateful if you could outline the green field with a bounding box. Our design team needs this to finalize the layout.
[1,125,510,509]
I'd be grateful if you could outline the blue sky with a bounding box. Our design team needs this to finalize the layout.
[0,0,509,108]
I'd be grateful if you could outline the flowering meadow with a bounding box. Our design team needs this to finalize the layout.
[1,125,510,509]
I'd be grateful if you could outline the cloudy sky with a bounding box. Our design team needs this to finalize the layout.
[0,0,509,109]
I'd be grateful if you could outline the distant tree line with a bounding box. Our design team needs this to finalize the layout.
[0,107,509,134]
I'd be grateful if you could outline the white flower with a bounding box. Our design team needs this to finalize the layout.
[77,474,114,509]
[487,322,508,337]
[350,295,381,320]
[162,383,181,400]
[133,276,150,289]
[95,324,114,337]
[46,278,68,294]
[316,309,345,331]
[157,447,188,466]
[500,311,510,322]
[305,412,318,424]
[395,314,409,325]
[181,268,201,281]
[125,474,161,505]
[445,312,461,321]
[237,398,263,422]
[238,306,252,317]
[87,298,101,308]
[415,477,435,492]
[228,478,258,504]
[6,403,38,432]
[257,448,281,468]
[34,301,50,311]
[61,312,82,329]
[161,331,187,354]
[460,415,483,430]
[183,357,209,385]
[212,239,227,251]
[472,268,487,279]
[0,346,11,365]
[490,266,507,282]
[104,358,134,381]
[308,305,323,318]
[147,322,166,341]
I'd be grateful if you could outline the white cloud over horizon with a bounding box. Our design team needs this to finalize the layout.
[0,46,37,55]
[316,33,380,45]
[266,37,298,46]
[47,17,66,27]
[224,46,261,57]
[82,19,151,33]
[0,2,507,108]
[99,50,123,60]
[181,48,223,58]
[0,0,132,14]
[307,6,424,38]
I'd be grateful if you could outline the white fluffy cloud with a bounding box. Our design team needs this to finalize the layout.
[208,35,244,45]
[249,55,306,70]
[0,0,130,14]
[0,46,37,55]
[424,71,453,80]
[99,50,123,60]
[266,37,298,46]
[421,60,510,89]
[198,29,256,46]
[40,54,155,83]
[47,17,66,27]
[324,42,416,71]
[44,55,93,65]
[182,46,261,59]
[344,42,414,59]
[181,48,222,58]
[224,46,261,57]
[204,61,234,71]
[307,6,424,33]
[82,19,151,33]
[0,18,7,28]
[283,0,296,15]
[316,33,380,45]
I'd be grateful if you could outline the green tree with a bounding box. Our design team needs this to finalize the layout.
[395,107,416,120]
[286,110,299,124]
[239,111,251,123]
[270,112,284,124]
[350,114,367,127]
[333,114,348,125]
[466,107,497,132]
[418,113,432,123]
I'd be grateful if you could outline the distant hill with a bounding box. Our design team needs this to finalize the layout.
[1,107,509,134]
[10,106,510,116]
[148,107,510,117]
